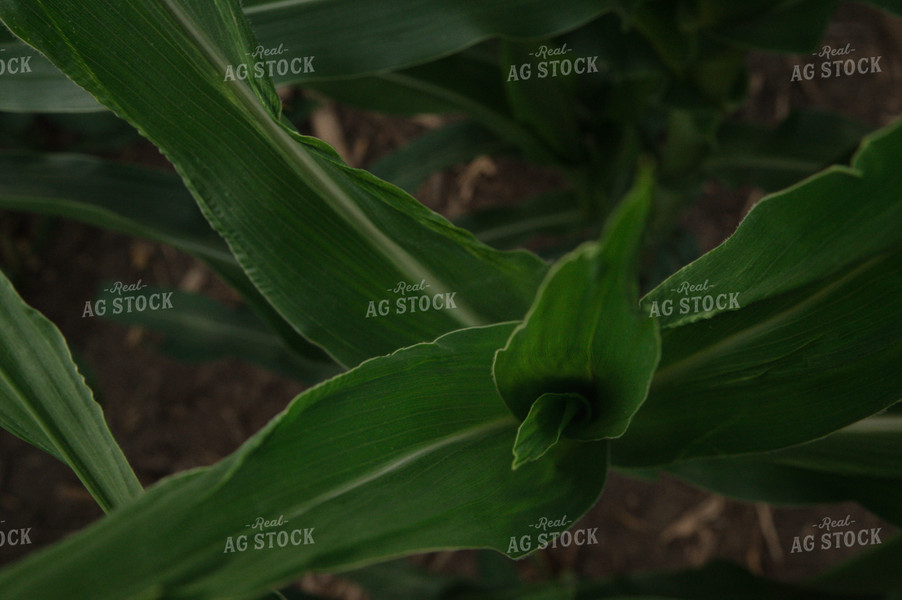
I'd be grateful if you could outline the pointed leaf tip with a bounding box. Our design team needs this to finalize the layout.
[512,393,588,469]
[495,165,661,455]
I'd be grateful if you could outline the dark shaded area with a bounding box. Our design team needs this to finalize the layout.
[0,2,900,598]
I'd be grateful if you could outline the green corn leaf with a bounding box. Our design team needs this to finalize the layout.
[614,121,902,466]
[643,119,902,329]
[243,0,614,82]
[309,53,552,160]
[0,152,226,261]
[369,121,510,194]
[616,245,902,466]
[501,40,583,163]
[0,24,100,112]
[0,269,141,511]
[0,0,548,368]
[0,151,335,375]
[349,559,870,600]
[512,392,589,469]
[703,0,841,53]
[308,54,506,116]
[494,167,660,467]
[98,287,342,382]
[2,1,897,115]
[631,3,698,71]
[0,324,607,600]
[454,190,585,251]
[0,1,616,113]
[706,110,870,192]
[667,415,902,526]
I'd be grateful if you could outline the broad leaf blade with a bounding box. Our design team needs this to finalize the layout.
[0,270,141,511]
[494,167,660,454]
[616,120,902,466]
[706,110,869,192]
[369,121,510,194]
[245,0,616,83]
[643,119,902,329]
[501,40,583,163]
[309,53,551,160]
[0,324,607,600]
[0,151,335,377]
[616,246,902,466]
[0,1,617,113]
[99,287,342,381]
[0,25,100,112]
[667,415,902,526]
[0,153,222,257]
[0,0,548,368]
[454,190,584,251]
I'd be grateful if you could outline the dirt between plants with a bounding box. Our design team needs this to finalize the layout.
[1,3,901,597]
[1,191,896,594]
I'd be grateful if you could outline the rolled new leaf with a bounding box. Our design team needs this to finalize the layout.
[493,167,660,467]
[0,270,141,511]
[512,392,589,469]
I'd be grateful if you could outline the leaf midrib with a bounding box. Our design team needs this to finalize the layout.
[0,320,122,510]
[652,255,882,386]
[158,0,483,330]
[284,416,515,519]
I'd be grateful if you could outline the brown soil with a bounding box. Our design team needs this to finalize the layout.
[0,2,900,597]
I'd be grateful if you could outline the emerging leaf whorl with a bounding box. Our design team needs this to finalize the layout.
[493,166,662,469]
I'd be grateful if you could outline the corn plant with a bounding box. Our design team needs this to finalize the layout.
[0,1,900,599]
